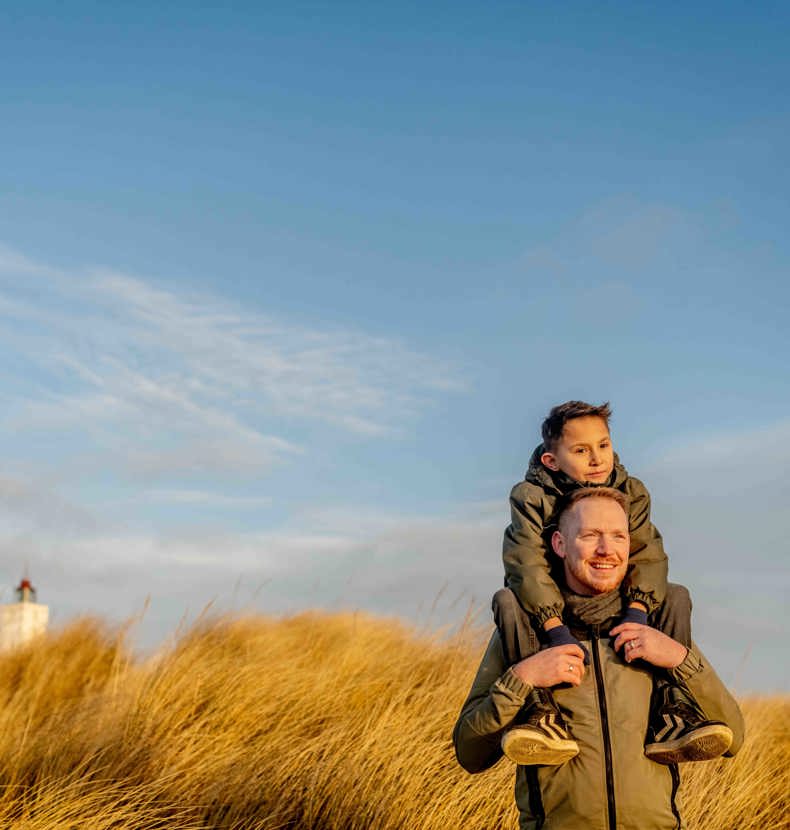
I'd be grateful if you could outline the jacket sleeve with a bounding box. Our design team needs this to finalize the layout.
[452,631,533,774]
[669,642,746,756]
[502,482,565,626]
[623,477,669,612]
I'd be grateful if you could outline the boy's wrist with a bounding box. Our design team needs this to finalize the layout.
[544,624,590,664]
[620,607,649,627]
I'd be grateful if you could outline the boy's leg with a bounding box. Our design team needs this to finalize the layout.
[491,586,540,666]
[649,582,692,648]
[644,583,733,764]
[492,588,579,766]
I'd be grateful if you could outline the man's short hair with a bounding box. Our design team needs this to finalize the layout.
[557,487,630,533]
[541,400,612,451]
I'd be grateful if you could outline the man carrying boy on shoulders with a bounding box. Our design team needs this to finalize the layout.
[453,488,744,830]
[493,401,728,766]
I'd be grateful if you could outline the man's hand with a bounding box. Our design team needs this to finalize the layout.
[610,622,688,669]
[511,644,587,688]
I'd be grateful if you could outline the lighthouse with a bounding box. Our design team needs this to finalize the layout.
[0,576,49,652]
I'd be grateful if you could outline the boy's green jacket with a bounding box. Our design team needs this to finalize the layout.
[503,446,668,625]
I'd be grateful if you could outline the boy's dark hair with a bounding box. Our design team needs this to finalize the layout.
[541,400,612,451]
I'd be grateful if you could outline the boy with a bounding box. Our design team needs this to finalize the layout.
[494,400,733,766]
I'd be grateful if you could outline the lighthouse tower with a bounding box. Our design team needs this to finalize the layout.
[0,576,49,652]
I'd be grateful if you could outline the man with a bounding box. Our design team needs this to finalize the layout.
[453,488,744,830]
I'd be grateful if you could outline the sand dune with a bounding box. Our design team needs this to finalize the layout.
[0,612,784,829]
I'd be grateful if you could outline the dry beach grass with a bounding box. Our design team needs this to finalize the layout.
[0,613,785,829]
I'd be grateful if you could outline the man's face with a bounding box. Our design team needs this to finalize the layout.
[552,497,630,596]
[541,415,614,484]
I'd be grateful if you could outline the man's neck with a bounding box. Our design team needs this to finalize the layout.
[560,587,624,627]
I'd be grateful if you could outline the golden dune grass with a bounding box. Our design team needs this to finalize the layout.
[0,612,785,829]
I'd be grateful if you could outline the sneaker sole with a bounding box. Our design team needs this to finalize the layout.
[501,729,579,766]
[645,724,733,764]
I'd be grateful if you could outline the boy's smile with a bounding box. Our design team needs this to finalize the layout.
[540,415,615,484]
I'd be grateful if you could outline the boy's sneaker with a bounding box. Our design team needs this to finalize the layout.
[501,687,579,766]
[645,693,733,764]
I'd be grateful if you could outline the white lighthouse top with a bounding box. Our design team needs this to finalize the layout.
[0,575,49,652]
[15,577,37,603]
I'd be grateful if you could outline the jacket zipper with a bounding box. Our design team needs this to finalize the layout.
[669,764,682,829]
[591,630,617,830]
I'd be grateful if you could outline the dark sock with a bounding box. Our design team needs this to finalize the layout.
[545,624,590,664]
[620,607,649,626]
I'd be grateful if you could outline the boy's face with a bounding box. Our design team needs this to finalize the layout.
[541,416,614,484]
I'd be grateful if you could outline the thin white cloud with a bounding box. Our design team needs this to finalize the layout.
[0,244,61,278]
[138,489,273,508]
[0,246,462,482]
[0,499,504,625]
[0,474,99,536]
[0,468,783,689]
[88,267,461,428]
[646,419,790,470]
[626,417,790,690]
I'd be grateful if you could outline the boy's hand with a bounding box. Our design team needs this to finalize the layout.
[610,622,688,669]
[512,644,587,688]
[545,624,590,664]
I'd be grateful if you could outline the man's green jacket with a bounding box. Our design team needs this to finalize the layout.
[504,447,668,625]
[453,627,745,830]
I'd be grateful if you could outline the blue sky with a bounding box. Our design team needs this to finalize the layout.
[0,2,788,690]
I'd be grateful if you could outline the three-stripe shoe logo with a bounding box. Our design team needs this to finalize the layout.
[538,713,570,741]
[654,713,685,742]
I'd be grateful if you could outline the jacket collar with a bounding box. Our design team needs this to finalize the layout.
[524,443,628,494]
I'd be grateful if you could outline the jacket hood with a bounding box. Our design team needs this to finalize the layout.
[524,443,628,494]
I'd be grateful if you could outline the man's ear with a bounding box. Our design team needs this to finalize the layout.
[551,529,566,559]
[541,451,560,471]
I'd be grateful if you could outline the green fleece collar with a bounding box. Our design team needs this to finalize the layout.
[524,443,629,493]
